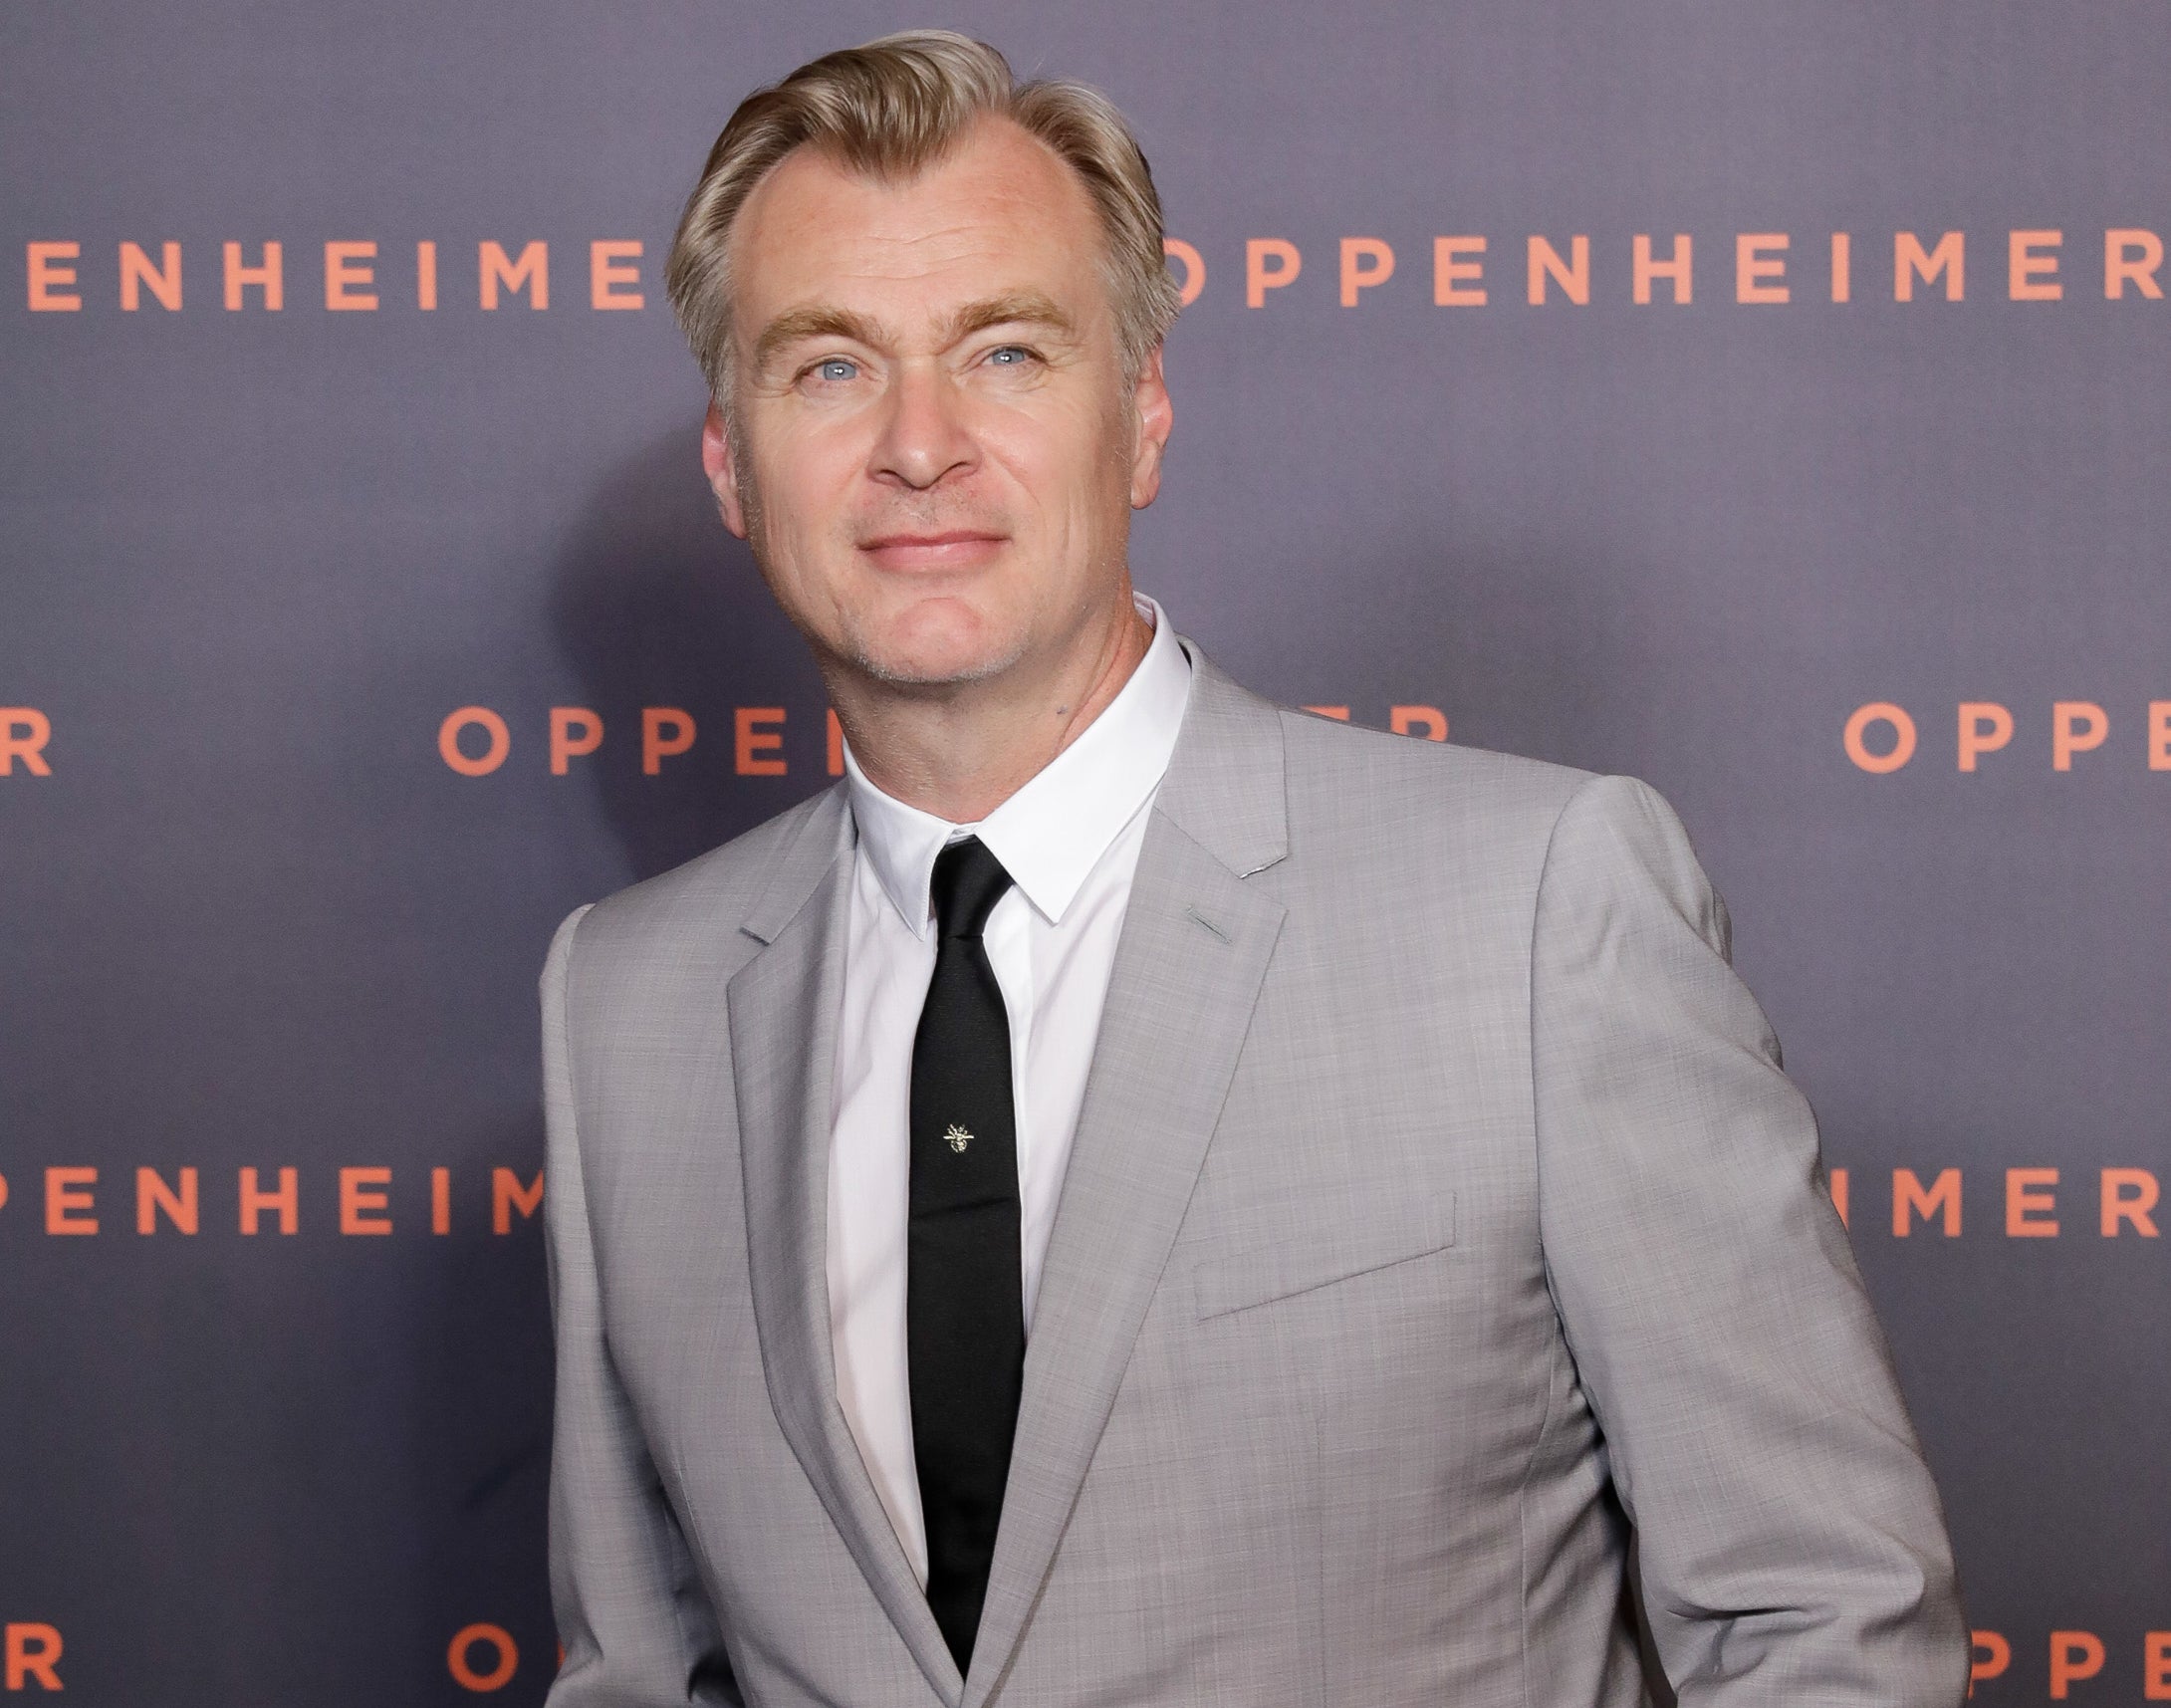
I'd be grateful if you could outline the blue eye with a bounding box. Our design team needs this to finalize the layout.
[816,358,857,381]
[988,346,1032,366]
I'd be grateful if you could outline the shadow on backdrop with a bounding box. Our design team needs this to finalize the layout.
[549,422,833,883]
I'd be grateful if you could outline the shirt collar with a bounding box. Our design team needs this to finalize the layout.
[843,593,1194,938]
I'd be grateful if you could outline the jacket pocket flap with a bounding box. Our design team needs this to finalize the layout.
[1192,1191,1457,1321]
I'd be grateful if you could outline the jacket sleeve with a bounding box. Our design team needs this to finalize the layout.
[1530,775,1970,1705]
[542,905,743,1707]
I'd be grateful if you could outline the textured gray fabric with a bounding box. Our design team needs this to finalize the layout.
[540,646,1969,1708]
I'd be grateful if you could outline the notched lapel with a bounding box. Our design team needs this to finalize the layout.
[964,807,1288,1707]
[729,807,964,1705]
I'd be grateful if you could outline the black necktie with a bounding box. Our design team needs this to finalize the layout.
[908,836,1026,1672]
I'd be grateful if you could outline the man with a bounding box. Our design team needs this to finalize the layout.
[540,30,1969,1707]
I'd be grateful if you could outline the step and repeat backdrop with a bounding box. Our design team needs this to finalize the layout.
[3,0,2166,1701]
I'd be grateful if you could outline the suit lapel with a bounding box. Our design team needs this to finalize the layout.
[963,655,1291,1706]
[728,789,965,1705]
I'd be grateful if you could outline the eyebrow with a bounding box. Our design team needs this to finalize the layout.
[940,290,1078,346]
[751,305,889,376]
[749,291,1080,376]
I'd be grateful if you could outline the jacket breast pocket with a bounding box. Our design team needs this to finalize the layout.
[1191,1190,1458,1322]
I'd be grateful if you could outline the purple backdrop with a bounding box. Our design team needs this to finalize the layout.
[3,2,2166,1700]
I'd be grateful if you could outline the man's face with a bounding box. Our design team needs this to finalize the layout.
[703,117,1172,690]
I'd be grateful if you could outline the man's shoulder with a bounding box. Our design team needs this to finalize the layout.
[560,784,846,974]
[1260,698,1723,952]
[1269,699,1595,859]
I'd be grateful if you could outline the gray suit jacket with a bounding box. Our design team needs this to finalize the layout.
[540,648,1968,1708]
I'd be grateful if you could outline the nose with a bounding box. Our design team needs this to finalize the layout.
[869,358,977,493]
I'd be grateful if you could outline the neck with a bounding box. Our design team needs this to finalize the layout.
[828,593,1154,824]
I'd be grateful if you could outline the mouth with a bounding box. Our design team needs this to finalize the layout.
[857,530,1008,572]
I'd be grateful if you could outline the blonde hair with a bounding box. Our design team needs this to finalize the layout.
[665,30,1181,399]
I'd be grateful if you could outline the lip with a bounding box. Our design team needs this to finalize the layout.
[858,530,1007,570]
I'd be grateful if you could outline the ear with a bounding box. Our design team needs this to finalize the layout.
[1128,343,1173,510]
[701,400,750,539]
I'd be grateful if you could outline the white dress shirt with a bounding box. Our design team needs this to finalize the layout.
[827,594,1193,1586]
